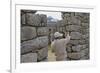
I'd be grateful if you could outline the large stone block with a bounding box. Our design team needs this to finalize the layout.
[67,52,81,60]
[66,44,72,52]
[72,45,87,52]
[66,25,81,31]
[21,53,37,63]
[37,47,48,61]
[21,36,48,54]
[70,32,82,40]
[71,17,81,25]
[69,40,79,45]
[26,13,41,26]
[21,26,36,41]
[81,29,89,35]
[36,36,48,48]
[81,48,89,56]
[80,55,89,60]
[37,27,48,36]
[40,14,47,26]
[79,39,86,44]
[64,16,81,25]
[81,23,89,27]
[82,34,89,39]
[67,47,89,60]
[21,39,39,54]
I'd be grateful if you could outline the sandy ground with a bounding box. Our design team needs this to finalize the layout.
[47,46,56,61]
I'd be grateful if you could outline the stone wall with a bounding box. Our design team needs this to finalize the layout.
[21,10,48,63]
[21,10,90,62]
[57,12,90,60]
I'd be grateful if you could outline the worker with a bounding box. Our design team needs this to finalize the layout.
[51,32,70,61]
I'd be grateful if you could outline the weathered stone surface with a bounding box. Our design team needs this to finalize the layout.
[81,23,89,27]
[37,47,48,61]
[85,39,89,44]
[70,32,82,39]
[21,36,48,54]
[64,13,71,17]
[80,55,89,60]
[21,53,37,63]
[37,27,48,36]
[26,13,41,26]
[67,52,81,60]
[64,16,81,25]
[66,25,81,31]
[67,48,88,60]
[69,40,79,45]
[81,29,89,35]
[82,34,89,39]
[37,36,48,48]
[81,48,89,56]
[66,46,72,52]
[21,26,36,41]
[79,40,86,44]
[71,17,81,25]
[72,45,87,52]
[21,13,26,24]
[21,39,39,54]
[40,14,47,26]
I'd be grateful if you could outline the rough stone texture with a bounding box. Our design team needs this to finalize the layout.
[21,36,48,54]
[72,45,87,52]
[37,36,48,48]
[66,25,81,31]
[21,26,36,41]
[21,10,48,62]
[21,39,39,54]
[71,17,81,25]
[21,53,37,63]
[70,32,82,40]
[61,12,89,60]
[26,13,41,26]
[69,40,79,45]
[37,27,48,36]
[40,14,47,26]
[20,10,90,62]
[67,52,81,60]
[37,47,48,61]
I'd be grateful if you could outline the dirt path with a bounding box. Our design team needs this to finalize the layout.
[47,46,56,61]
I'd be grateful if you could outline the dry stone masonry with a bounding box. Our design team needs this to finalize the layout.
[56,12,90,60]
[21,10,90,62]
[47,12,89,60]
[21,10,48,63]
